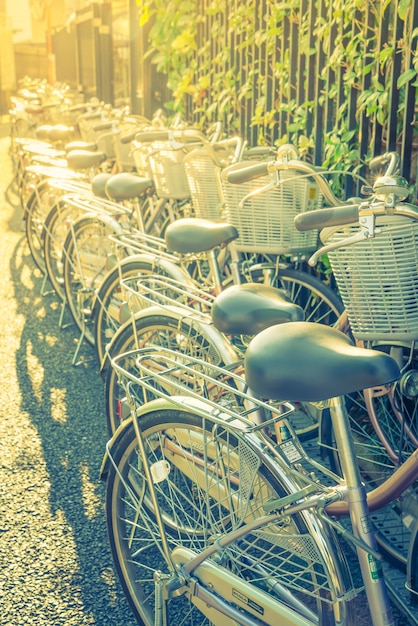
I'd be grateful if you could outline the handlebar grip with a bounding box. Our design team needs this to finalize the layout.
[120,132,136,144]
[135,131,170,143]
[244,146,277,158]
[92,121,113,131]
[82,111,103,120]
[369,151,399,174]
[227,161,270,184]
[294,204,359,231]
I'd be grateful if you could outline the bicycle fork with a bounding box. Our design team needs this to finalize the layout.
[329,396,395,626]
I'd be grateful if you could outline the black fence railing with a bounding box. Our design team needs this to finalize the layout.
[182,0,417,195]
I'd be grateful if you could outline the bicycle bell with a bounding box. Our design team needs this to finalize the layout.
[372,175,410,202]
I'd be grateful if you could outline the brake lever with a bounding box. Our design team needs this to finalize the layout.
[308,229,371,266]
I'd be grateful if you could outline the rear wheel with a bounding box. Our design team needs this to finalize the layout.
[106,409,353,625]
[104,311,235,436]
[25,180,54,273]
[43,199,84,300]
[62,214,124,345]
[273,268,343,326]
[93,256,196,367]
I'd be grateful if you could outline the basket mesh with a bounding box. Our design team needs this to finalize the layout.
[131,142,152,177]
[322,215,418,340]
[183,146,237,221]
[220,161,322,255]
[113,121,142,171]
[78,117,115,158]
[147,143,191,199]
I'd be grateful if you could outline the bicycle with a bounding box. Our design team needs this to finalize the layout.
[62,130,245,360]
[38,113,176,297]
[22,150,107,274]
[17,106,154,273]
[97,145,351,433]
[100,311,418,625]
[102,150,414,572]
[40,173,115,300]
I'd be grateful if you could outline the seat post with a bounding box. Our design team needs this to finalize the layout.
[329,396,394,626]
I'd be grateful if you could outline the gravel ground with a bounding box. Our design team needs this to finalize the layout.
[0,129,414,625]
[0,132,138,625]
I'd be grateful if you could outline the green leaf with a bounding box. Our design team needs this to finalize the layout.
[379,47,393,66]
[397,68,417,88]
[138,2,150,26]
[341,129,356,142]
[398,0,411,21]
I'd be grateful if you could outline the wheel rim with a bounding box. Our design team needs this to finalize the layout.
[107,415,348,625]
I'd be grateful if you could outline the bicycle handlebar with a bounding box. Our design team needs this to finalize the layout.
[134,129,207,144]
[297,172,415,266]
[227,161,270,184]
[369,151,400,176]
[294,204,360,231]
[92,121,113,132]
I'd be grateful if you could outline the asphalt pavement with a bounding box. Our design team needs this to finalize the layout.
[0,129,138,624]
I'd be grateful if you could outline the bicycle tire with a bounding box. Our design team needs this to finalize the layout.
[93,255,197,367]
[62,213,125,345]
[25,180,54,273]
[407,518,418,602]
[105,408,354,625]
[104,310,237,436]
[360,342,418,568]
[272,268,344,326]
[43,199,85,300]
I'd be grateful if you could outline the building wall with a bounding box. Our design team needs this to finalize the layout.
[0,7,15,112]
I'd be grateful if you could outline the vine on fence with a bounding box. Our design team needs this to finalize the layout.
[137,0,417,183]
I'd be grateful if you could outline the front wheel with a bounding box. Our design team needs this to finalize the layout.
[62,213,124,345]
[105,409,354,625]
[104,310,237,436]
[321,341,418,572]
[273,268,344,326]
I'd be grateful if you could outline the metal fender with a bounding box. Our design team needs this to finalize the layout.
[100,302,239,374]
[99,394,230,480]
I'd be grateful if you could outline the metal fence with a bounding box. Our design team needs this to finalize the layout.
[183,0,418,194]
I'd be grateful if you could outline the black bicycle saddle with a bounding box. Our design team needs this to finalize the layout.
[211,283,304,336]
[165,218,239,253]
[245,321,400,402]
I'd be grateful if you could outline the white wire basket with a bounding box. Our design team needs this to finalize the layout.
[131,140,153,177]
[220,161,322,255]
[147,143,192,200]
[113,120,145,171]
[183,144,239,221]
[94,129,116,160]
[321,215,418,341]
